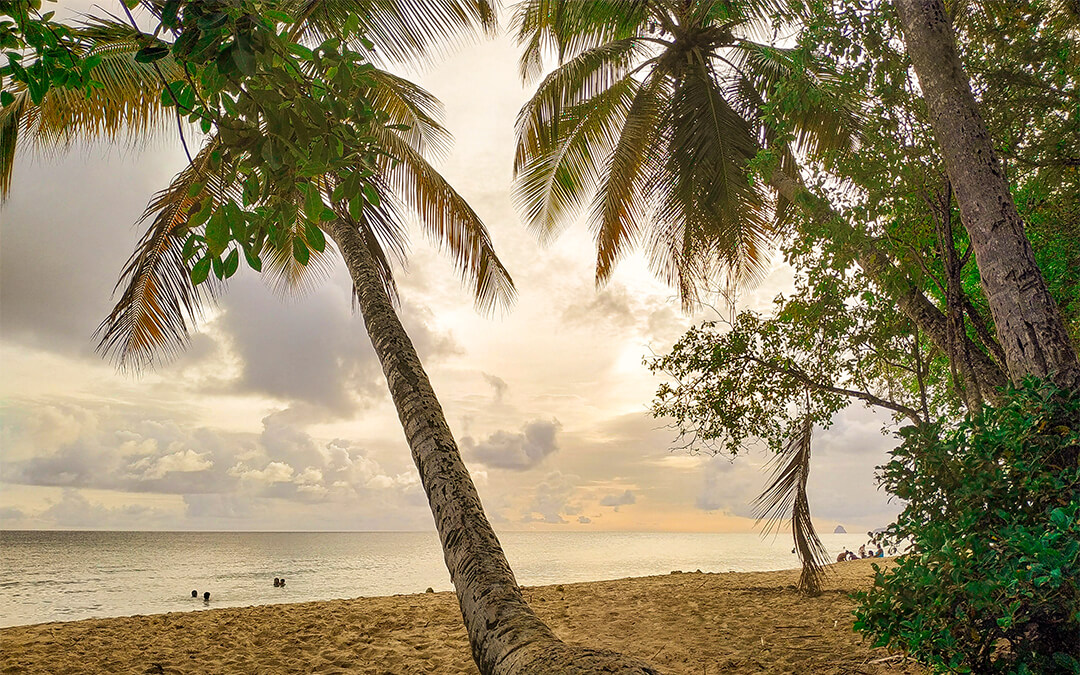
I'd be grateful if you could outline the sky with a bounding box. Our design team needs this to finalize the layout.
[0,2,904,534]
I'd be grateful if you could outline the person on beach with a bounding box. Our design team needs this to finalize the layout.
[846,550,858,561]
[858,545,867,558]
[274,578,280,587]
[836,550,849,563]
[876,546,884,557]
[191,590,198,598]
[203,592,210,602]
[279,578,286,587]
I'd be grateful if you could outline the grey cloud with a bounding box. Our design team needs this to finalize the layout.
[2,400,417,511]
[482,373,508,403]
[600,489,636,508]
[577,516,591,524]
[0,149,190,359]
[463,419,561,471]
[40,489,176,529]
[215,273,460,416]
[521,471,577,524]
[561,285,636,330]
[0,507,26,523]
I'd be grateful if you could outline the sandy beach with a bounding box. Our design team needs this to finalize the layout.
[1,558,920,674]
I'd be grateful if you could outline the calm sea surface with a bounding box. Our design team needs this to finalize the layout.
[0,530,875,627]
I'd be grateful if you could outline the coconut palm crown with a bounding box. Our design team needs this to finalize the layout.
[0,0,510,369]
[513,0,859,308]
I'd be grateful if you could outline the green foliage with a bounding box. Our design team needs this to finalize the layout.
[648,244,955,456]
[127,0,382,285]
[1,1,102,105]
[854,381,1080,674]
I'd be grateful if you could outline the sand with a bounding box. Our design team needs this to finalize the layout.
[1,558,921,674]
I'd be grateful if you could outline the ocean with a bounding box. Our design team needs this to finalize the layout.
[0,530,877,627]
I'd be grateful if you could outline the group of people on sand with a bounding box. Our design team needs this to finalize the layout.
[273,577,287,587]
[836,543,885,562]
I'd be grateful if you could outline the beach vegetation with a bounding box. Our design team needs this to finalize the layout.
[854,380,1080,673]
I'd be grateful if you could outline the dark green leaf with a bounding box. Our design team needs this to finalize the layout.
[244,248,263,272]
[134,46,170,64]
[362,183,380,207]
[205,210,229,256]
[191,256,212,285]
[305,221,326,252]
[292,237,310,265]
[223,248,240,278]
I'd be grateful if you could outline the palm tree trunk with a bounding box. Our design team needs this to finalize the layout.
[894,0,1080,390]
[325,219,661,675]
[769,170,1008,402]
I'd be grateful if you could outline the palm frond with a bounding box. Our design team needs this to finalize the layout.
[95,139,228,370]
[366,68,452,160]
[514,38,655,175]
[261,192,341,298]
[591,68,669,285]
[514,74,641,244]
[754,415,829,596]
[512,0,650,81]
[726,41,863,161]
[373,126,515,313]
[287,0,497,67]
[649,62,775,306]
[1,17,182,199]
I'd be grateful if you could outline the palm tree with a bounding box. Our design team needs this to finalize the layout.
[1,3,660,672]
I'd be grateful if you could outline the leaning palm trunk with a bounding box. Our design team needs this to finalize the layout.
[326,218,660,675]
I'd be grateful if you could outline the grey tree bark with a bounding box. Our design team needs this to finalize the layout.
[894,0,1080,390]
[769,170,1008,402]
[325,218,661,675]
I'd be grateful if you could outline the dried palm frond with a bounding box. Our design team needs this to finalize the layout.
[753,415,829,596]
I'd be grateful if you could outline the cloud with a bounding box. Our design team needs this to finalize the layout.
[562,285,636,330]
[463,419,561,471]
[132,449,214,479]
[482,373,508,403]
[0,149,189,359]
[39,489,176,529]
[1,400,419,512]
[522,471,578,524]
[600,489,636,508]
[577,516,592,524]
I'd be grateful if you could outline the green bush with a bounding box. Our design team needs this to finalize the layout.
[854,380,1080,674]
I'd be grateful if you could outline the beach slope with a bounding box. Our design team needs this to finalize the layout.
[1,559,919,674]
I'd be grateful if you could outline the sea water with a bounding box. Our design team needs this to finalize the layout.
[0,530,877,627]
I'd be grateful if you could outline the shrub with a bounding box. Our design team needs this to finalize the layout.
[854,380,1080,673]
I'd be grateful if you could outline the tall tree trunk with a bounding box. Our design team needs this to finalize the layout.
[325,219,661,675]
[769,170,1008,402]
[894,0,1080,390]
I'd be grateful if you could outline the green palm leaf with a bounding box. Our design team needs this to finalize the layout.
[514,0,860,305]
[287,0,497,66]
